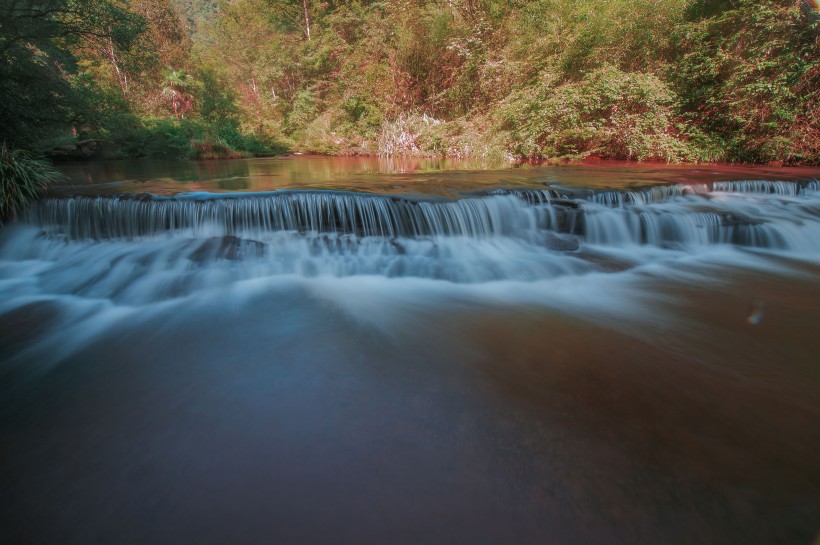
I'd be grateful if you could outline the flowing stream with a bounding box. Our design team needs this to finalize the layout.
[1,159,819,545]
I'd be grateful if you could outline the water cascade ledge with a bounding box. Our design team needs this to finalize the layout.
[24,180,820,251]
[2,178,820,324]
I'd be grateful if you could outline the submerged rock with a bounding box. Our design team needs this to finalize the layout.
[550,199,581,209]
[188,236,266,262]
[718,211,765,227]
[576,250,636,272]
[389,238,407,254]
[544,233,580,251]
[45,139,113,161]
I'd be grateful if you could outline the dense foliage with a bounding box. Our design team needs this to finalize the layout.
[1,0,818,163]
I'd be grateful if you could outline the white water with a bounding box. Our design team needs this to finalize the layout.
[5,180,820,302]
[2,179,819,376]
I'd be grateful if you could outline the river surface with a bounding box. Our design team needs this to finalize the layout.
[1,157,819,544]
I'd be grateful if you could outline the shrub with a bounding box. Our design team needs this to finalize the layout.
[89,116,284,160]
[378,114,444,157]
[670,0,820,163]
[377,113,508,160]
[497,66,714,161]
[0,144,64,223]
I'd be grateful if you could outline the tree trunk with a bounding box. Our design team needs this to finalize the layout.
[303,0,311,41]
[105,37,128,95]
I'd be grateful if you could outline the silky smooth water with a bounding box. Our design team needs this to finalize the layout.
[1,159,819,545]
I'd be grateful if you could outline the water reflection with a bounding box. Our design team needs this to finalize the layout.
[54,156,820,197]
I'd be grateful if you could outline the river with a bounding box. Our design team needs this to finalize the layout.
[1,157,819,544]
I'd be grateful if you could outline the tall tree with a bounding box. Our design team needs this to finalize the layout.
[71,0,191,114]
[0,0,143,146]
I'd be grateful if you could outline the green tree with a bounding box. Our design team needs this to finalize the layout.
[0,0,143,147]
[163,69,193,116]
[671,0,820,162]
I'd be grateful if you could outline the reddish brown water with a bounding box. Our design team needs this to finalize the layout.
[54,155,820,196]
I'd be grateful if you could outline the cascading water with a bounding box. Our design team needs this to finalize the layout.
[0,178,816,308]
[17,178,820,248]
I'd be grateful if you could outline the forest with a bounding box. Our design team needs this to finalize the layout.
[1,0,819,164]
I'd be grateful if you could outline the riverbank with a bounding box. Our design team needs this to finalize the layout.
[5,1,819,174]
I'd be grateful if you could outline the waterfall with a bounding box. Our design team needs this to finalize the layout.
[711,180,803,195]
[2,177,819,320]
[23,180,820,253]
[25,190,579,241]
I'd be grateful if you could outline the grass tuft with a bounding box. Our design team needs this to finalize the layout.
[1,143,64,223]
